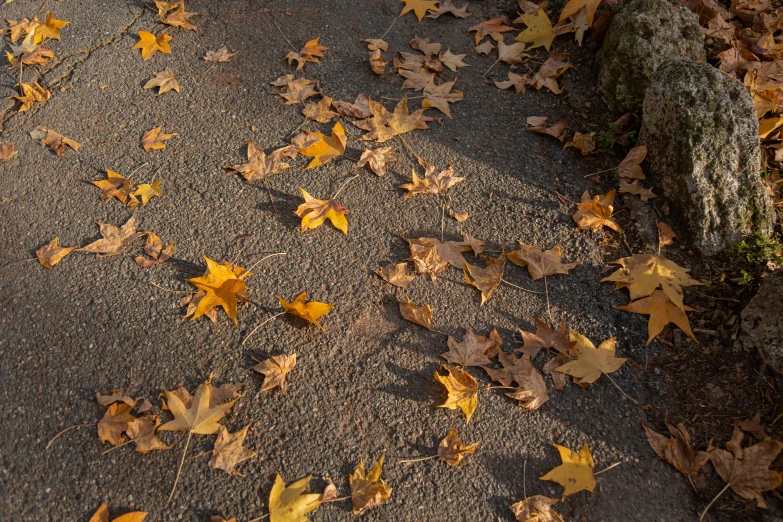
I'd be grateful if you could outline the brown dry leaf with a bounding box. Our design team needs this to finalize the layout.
[30,126,80,156]
[474,41,495,55]
[710,425,783,508]
[321,477,338,502]
[468,17,514,44]
[368,49,387,74]
[132,31,172,60]
[427,0,471,19]
[559,0,602,26]
[302,96,338,123]
[617,145,647,179]
[333,94,371,118]
[90,170,138,206]
[295,188,349,233]
[96,390,136,408]
[440,49,469,71]
[36,238,75,269]
[135,232,173,267]
[438,427,479,466]
[273,76,320,105]
[0,142,18,160]
[461,232,485,256]
[434,364,479,422]
[495,72,528,94]
[161,1,198,30]
[286,37,329,70]
[399,0,439,21]
[510,495,564,522]
[643,422,710,479]
[350,456,392,514]
[224,142,295,182]
[399,297,433,329]
[448,208,469,222]
[187,257,250,325]
[210,517,236,522]
[78,216,143,256]
[504,353,550,410]
[268,474,322,522]
[159,376,239,435]
[618,290,697,345]
[572,190,622,232]
[498,41,531,65]
[555,332,626,385]
[133,181,163,206]
[277,292,334,332]
[507,243,579,280]
[619,179,655,203]
[482,351,530,386]
[422,79,464,118]
[657,222,678,246]
[98,403,136,446]
[519,316,574,358]
[442,330,496,367]
[405,236,472,278]
[542,352,573,391]
[298,122,347,169]
[364,38,388,51]
[354,98,431,142]
[6,45,54,67]
[357,146,397,177]
[141,126,177,151]
[204,46,236,62]
[399,69,435,91]
[528,53,571,94]
[251,353,297,393]
[739,414,771,441]
[375,262,415,287]
[88,502,148,522]
[6,18,41,43]
[144,69,180,95]
[210,425,257,475]
[11,81,50,112]
[400,164,464,196]
[526,117,566,141]
[564,131,595,155]
[464,253,506,305]
[410,35,441,57]
[540,443,596,498]
[602,254,702,310]
[718,47,758,76]
[127,415,173,454]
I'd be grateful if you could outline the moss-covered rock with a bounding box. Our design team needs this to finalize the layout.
[595,0,704,113]
[639,60,775,255]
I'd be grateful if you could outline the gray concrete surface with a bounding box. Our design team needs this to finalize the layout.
[0,0,701,520]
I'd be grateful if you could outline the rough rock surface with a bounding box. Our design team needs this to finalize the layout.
[638,59,775,254]
[737,270,783,373]
[595,0,705,112]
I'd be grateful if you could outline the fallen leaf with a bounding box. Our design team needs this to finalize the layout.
[30,126,80,155]
[252,353,297,393]
[79,216,143,256]
[438,427,479,466]
[399,297,433,329]
[482,351,534,386]
[519,316,573,358]
[91,170,138,206]
[135,233,173,267]
[507,243,579,280]
[6,44,54,66]
[657,222,679,246]
[0,142,18,160]
[405,236,471,277]
[354,98,430,142]
[427,0,471,19]
[440,49,469,71]
[400,164,464,196]
[277,292,333,332]
[144,69,180,94]
[469,17,514,44]
[542,352,573,391]
[422,79,464,118]
[321,477,337,502]
[448,208,469,222]
[559,0,602,26]
[295,188,349,234]
[434,364,478,422]
[564,132,595,155]
[204,46,236,62]
[442,330,495,367]
[514,7,555,51]
[286,37,328,70]
[399,69,435,91]
[555,331,626,385]
[368,48,387,74]
[510,495,564,522]
[643,422,710,479]
[187,257,250,325]
[141,125,177,151]
[333,94,371,118]
[475,41,494,55]
[298,122,347,168]
[350,456,392,514]
[161,0,198,31]
[526,117,566,141]
[98,403,136,446]
[504,353,549,410]
[617,145,647,179]
[498,41,531,65]
[400,0,439,21]
[127,415,173,454]
[572,190,622,232]
[268,474,322,522]
[132,31,172,60]
[540,443,596,498]
[617,290,697,345]
[410,35,441,57]
[225,142,295,182]
[88,502,148,522]
[357,146,397,177]
[602,254,702,310]
[527,53,571,93]
[273,76,320,105]
[619,179,655,203]
[210,425,257,475]
[495,72,528,94]
[364,38,388,51]
[133,181,163,206]
[160,376,238,436]
[36,238,75,269]
[464,252,506,305]
[375,262,415,287]
[10,81,50,112]
[302,96,338,123]
[6,18,41,43]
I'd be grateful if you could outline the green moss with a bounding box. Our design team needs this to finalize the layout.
[735,233,783,264]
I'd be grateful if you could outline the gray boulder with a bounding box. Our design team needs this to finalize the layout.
[638,60,775,254]
[736,270,783,374]
[595,0,705,113]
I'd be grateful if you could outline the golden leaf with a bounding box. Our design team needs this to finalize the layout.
[438,427,479,466]
[0,142,18,160]
[642,422,710,479]
[399,0,439,21]
[88,502,148,522]
[159,376,238,435]
[132,31,172,60]
[10,81,50,112]
[422,79,463,118]
[286,37,329,70]
[400,164,464,196]
[554,331,626,385]
[514,7,555,50]
[571,190,622,232]
[564,131,595,155]
[617,145,647,179]
[225,142,295,182]
[519,316,574,358]
[141,126,177,151]
[434,364,478,422]
[602,254,702,310]
[354,98,431,142]
[35,238,75,269]
[540,443,596,498]
[364,38,389,51]
[144,69,180,95]
[91,170,138,206]
[78,216,143,256]
[34,12,69,41]
[559,0,602,26]
[210,425,257,475]
[509,495,564,522]
[127,415,173,454]
[349,456,392,514]
[160,0,198,31]
[98,403,136,446]
[133,181,163,206]
[657,222,679,246]
[507,243,578,280]
[298,122,347,169]
[277,292,333,332]
[273,76,320,105]
[374,262,415,288]
[464,252,506,305]
[468,17,514,44]
[369,49,387,74]
[617,290,697,345]
[252,353,297,393]
[30,126,80,156]
[187,257,249,325]
[357,146,397,177]
[268,474,322,522]
[399,297,433,329]
[294,189,349,234]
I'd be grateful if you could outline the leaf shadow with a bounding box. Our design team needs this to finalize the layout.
[378,361,442,404]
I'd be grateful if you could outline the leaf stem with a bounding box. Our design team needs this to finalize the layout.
[501,279,545,294]
[593,461,623,476]
[398,455,438,464]
[602,372,638,404]
[247,514,269,522]
[544,276,553,324]
[331,173,360,199]
[243,312,286,345]
[272,19,298,52]
[582,166,617,178]
[45,423,95,450]
[481,58,500,77]
[322,495,351,503]
[379,16,397,40]
[241,252,288,279]
[699,482,731,522]
[167,430,192,504]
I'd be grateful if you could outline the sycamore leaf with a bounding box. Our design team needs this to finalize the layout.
[210,425,257,475]
[399,0,439,21]
[159,377,238,435]
[97,402,137,446]
[0,142,18,160]
[464,253,506,305]
[7,45,54,66]
[36,238,75,269]
[528,53,571,94]
[543,352,573,391]
[354,98,431,143]
[657,222,679,246]
[34,12,69,41]
[495,72,528,94]
[468,17,514,45]
[91,170,138,206]
[357,146,397,177]
[205,46,236,62]
[269,474,322,522]
[286,37,328,70]
[617,145,647,179]
[374,262,415,288]
[475,41,494,55]
[540,443,596,498]
[710,425,783,508]
[602,254,702,310]
[78,216,143,256]
[510,495,564,522]
[144,69,180,94]
[405,236,472,277]
[564,131,595,155]
[438,427,479,466]
[133,181,163,206]
[302,96,338,123]
[295,188,349,234]
[127,415,173,454]
[30,126,80,155]
[277,292,333,332]
[400,164,464,196]
[440,49,469,71]
[135,233,173,267]
[642,422,710,479]
[399,297,433,329]
[498,41,531,65]
[442,330,495,367]
[427,0,471,18]
[619,179,655,202]
[132,31,172,60]
[519,316,574,358]
[6,18,41,43]
[526,117,566,141]
[434,364,478,422]
[572,190,622,232]
[617,290,697,345]
[514,7,555,51]
[273,76,320,105]
[368,49,387,74]
[187,257,250,325]
[410,35,441,57]
[141,126,177,151]
[422,79,463,118]
[555,331,626,385]
[88,502,148,522]
[504,353,549,410]
[10,81,50,112]
[507,243,578,280]
[559,0,602,26]
[154,1,178,17]
[482,351,531,386]
[225,142,295,182]
[364,38,389,51]
[252,353,297,393]
[399,69,435,91]
[350,456,392,514]
[298,122,347,168]
[160,0,198,31]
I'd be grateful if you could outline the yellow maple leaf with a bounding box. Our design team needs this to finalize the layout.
[399,0,440,21]
[90,170,138,206]
[88,502,148,522]
[133,181,163,206]
[294,188,349,234]
[132,31,172,60]
[34,12,70,41]
[276,292,333,332]
[268,474,322,522]
[602,254,702,310]
[349,456,392,514]
[514,7,555,50]
[286,37,329,70]
[434,364,478,422]
[554,331,626,385]
[141,125,177,151]
[187,257,250,325]
[35,238,75,269]
[10,81,51,112]
[540,443,596,498]
[299,122,347,168]
[571,190,622,232]
[399,297,433,328]
[617,290,696,345]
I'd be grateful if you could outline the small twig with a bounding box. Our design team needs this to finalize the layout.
[379,16,397,40]
[428,328,450,337]
[127,162,149,179]
[272,20,298,52]
[593,461,623,476]
[1,290,24,308]
[331,174,359,199]
[481,58,501,77]
[398,455,438,464]
[322,496,351,503]
[544,276,554,324]
[602,372,639,404]
[168,431,192,503]
[200,64,217,78]
[247,514,269,522]
[700,483,731,522]
[483,385,515,391]
[286,118,309,138]
[102,439,134,455]
[381,95,425,100]
[523,460,527,500]
[243,312,286,345]
[241,252,288,279]
[440,199,446,242]
[772,412,783,426]
[500,279,545,294]
[186,450,212,461]
[45,423,95,450]
[582,167,617,178]
[397,135,425,166]
[4,258,36,268]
